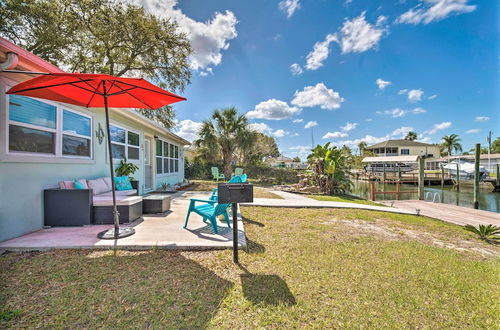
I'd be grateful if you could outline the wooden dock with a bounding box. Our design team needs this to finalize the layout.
[380,200,500,227]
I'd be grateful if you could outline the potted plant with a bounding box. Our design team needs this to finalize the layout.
[115,158,140,189]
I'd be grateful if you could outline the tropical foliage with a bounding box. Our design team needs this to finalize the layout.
[404,131,418,141]
[464,224,500,244]
[441,134,463,157]
[357,141,367,156]
[307,143,352,195]
[115,158,139,178]
[0,0,191,128]
[194,107,253,177]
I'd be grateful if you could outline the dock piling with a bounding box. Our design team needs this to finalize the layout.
[473,143,480,209]
[418,157,425,200]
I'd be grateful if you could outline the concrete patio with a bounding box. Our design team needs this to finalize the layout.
[0,191,246,251]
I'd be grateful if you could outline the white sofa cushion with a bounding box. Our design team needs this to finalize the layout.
[102,177,112,190]
[87,178,110,195]
[94,189,137,197]
[93,195,142,206]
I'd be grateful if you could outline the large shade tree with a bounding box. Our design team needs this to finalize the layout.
[0,0,191,128]
[441,134,463,159]
[194,107,253,177]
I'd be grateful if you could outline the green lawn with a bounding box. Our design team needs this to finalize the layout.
[1,207,499,328]
[307,194,386,206]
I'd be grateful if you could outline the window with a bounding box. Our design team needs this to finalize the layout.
[401,149,410,155]
[110,124,140,161]
[155,139,179,175]
[8,94,92,158]
[62,110,91,157]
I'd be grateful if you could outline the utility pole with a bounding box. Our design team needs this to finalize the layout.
[473,143,480,209]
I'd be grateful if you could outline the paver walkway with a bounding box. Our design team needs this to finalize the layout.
[243,190,417,215]
[380,200,500,227]
[0,191,246,251]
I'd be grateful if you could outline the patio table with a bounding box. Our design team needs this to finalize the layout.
[143,194,171,214]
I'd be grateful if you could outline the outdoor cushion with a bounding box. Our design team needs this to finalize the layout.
[95,189,137,197]
[58,179,88,189]
[102,177,112,190]
[74,180,86,189]
[87,178,110,195]
[115,176,133,191]
[92,195,142,206]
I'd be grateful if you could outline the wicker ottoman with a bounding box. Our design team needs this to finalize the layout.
[143,194,171,214]
[93,196,143,224]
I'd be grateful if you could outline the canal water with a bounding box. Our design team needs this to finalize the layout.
[349,180,500,213]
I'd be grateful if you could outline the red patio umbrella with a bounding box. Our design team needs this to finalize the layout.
[7,72,186,239]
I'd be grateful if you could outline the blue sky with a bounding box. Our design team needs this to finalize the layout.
[138,0,499,159]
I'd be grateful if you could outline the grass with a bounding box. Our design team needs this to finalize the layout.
[306,194,386,206]
[189,179,283,199]
[1,208,499,328]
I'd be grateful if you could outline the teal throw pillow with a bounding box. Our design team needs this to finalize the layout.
[114,176,133,191]
[74,180,86,189]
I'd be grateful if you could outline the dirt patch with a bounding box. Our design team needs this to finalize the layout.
[323,218,499,257]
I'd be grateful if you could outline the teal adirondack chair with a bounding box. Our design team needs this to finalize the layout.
[184,199,231,233]
[233,167,244,177]
[211,167,225,182]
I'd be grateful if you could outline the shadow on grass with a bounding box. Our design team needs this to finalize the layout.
[0,250,233,329]
[245,239,265,253]
[238,265,295,306]
[242,216,265,227]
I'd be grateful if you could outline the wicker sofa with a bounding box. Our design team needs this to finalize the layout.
[44,177,141,226]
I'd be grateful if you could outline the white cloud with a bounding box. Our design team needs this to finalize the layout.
[247,99,301,120]
[305,34,337,70]
[390,126,414,138]
[428,94,438,100]
[291,83,344,110]
[334,135,387,148]
[289,145,311,156]
[465,129,480,134]
[398,89,408,95]
[377,107,427,118]
[174,119,202,142]
[248,122,289,138]
[341,122,358,131]
[136,0,238,72]
[292,118,304,123]
[475,116,490,122]
[290,63,303,75]
[396,0,476,25]
[304,121,318,129]
[425,121,452,134]
[376,78,391,90]
[304,12,386,70]
[417,135,432,143]
[279,0,301,18]
[366,118,373,122]
[337,11,387,54]
[408,89,424,101]
[322,131,348,139]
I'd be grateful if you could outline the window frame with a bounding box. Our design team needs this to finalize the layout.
[6,94,94,160]
[155,137,180,176]
[400,148,410,155]
[109,122,141,163]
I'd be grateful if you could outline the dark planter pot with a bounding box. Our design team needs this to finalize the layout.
[130,180,139,190]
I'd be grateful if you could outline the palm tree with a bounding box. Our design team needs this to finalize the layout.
[358,141,367,156]
[307,143,352,194]
[404,131,418,141]
[194,107,253,177]
[441,134,463,160]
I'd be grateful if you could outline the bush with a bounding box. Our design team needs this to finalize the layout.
[184,160,300,184]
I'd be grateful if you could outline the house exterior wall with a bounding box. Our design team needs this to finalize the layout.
[0,76,186,242]
[368,145,441,158]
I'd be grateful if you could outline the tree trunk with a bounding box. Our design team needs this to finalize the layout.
[222,150,232,178]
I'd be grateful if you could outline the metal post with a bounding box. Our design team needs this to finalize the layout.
[456,163,460,192]
[440,164,444,189]
[496,164,500,187]
[418,157,425,200]
[232,202,239,264]
[473,143,480,209]
[396,181,400,201]
[370,181,375,201]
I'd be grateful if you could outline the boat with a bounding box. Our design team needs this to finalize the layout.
[442,159,489,180]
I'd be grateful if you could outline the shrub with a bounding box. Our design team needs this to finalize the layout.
[464,224,500,244]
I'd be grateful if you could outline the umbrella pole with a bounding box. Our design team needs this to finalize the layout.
[97,83,135,239]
